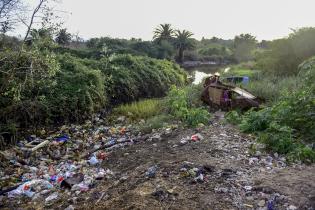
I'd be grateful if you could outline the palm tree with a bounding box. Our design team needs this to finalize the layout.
[56,28,72,46]
[174,30,194,63]
[153,23,174,43]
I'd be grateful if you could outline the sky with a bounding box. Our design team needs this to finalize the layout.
[24,0,315,41]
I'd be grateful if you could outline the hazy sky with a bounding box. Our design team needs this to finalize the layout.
[28,0,315,41]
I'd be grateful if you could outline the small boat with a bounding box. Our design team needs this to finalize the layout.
[201,80,259,111]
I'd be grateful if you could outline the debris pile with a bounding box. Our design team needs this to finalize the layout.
[0,117,314,209]
[0,116,143,207]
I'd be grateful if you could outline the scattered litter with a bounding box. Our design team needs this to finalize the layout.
[145,165,158,178]
[45,192,59,203]
[55,135,69,143]
[191,133,204,142]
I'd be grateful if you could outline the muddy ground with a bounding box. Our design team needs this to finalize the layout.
[1,121,315,210]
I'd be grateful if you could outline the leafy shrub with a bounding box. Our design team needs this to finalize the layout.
[166,85,211,127]
[82,54,187,104]
[240,108,272,132]
[225,110,242,125]
[46,54,106,122]
[258,123,296,154]
[238,56,315,162]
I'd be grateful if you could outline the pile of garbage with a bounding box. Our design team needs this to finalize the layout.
[179,161,214,183]
[0,115,146,206]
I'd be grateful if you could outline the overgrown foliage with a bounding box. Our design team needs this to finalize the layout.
[233,34,257,62]
[0,36,188,148]
[227,57,315,163]
[255,27,315,75]
[166,85,210,127]
[246,75,302,103]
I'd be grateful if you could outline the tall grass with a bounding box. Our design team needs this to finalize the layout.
[139,114,173,133]
[222,61,257,77]
[113,99,162,121]
[246,75,302,103]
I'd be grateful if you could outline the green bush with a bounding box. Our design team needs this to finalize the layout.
[258,123,296,154]
[166,85,211,127]
[225,110,242,125]
[46,54,106,122]
[1,44,188,147]
[82,54,187,104]
[238,57,315,162]
[240,108,272,132]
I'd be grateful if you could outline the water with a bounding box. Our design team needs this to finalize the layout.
[186,65,223,84]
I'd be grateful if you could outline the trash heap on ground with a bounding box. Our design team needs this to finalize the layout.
[0,115,164,206]
[0,114,313,209]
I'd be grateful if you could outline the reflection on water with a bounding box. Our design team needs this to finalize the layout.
[193,71,212,84]
[186,65,223,85]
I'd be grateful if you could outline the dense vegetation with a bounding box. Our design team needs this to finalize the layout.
[113,84,210,133]
[0,33,187,148]
[225,42,315,163]
[255,27,315,75]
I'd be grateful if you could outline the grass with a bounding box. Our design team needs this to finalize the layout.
[139,114,173,133]
[113,99,162,121]
[227,68,256,77]
[246,75,302,103]
[222,63,302,103]
[222,62,258,77]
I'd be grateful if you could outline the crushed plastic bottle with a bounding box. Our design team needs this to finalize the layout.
[88,155,99,165]
[145,165,158,178]
[55,135,69,143]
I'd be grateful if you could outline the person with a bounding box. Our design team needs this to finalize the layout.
[203,75,215,87]
[222,89,232,110]
[214,72,222,84]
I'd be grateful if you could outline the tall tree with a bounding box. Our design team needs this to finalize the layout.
[0,0,22,33]
[174,30,194,63]
[22,0,46,45]
[233,33,257,62]
[153,23,174,43]
[55,28,72,46]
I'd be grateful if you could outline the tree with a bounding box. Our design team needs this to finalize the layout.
[156,40,175,60]
[233,33,257,62]
[22,0,47,45]
[255,27,315,75]
[153,23,174,43]
[55,28,72,46]
[174,30,194,63]
[0,0,22,33]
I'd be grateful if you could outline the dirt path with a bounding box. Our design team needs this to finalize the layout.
[1,121,315,210]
